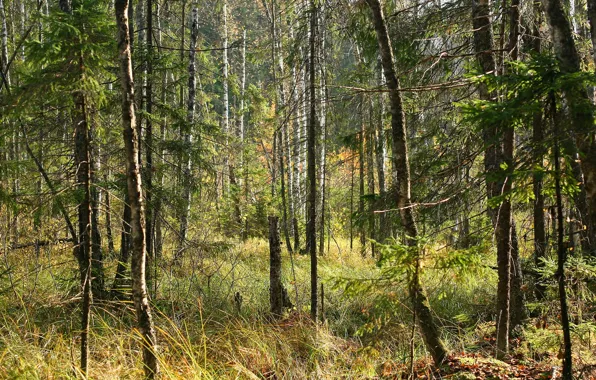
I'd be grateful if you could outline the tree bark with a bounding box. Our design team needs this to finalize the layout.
[56,0,95,368]
[222,0,230,195]
[552,94,573,380]
[588,0,596,68]
[0,0,10,88]
[115,0,159,376]
[90,132,104,297]
[177,6,198,259]
[366,97,376,256]
[365,0,448,365]
[307,0,318,321]
[112,198,131,297]
[506,0,525,333]
[530,10,547,300]
[375,67,388,242]
[317,5,327,256]
[471,0,512,357]
[542,0,596,256]
[358,111,366,255]
[269,216,283,317]
[105,175,116,258]
[145,0,154,292]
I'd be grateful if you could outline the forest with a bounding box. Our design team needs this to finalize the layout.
[1,0,596,378]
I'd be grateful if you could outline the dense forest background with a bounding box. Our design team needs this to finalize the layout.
[1,0,596,378]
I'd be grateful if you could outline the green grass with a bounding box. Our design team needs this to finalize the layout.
[0,237,594,378]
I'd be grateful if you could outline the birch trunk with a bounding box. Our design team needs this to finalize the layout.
[291,23,302,249]
[115,0,159,375]
[0,0,9,88]
[317,4,326,256]
[376,65,388,242]
[542,0,596,256]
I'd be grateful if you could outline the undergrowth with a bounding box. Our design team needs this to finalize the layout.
[0,237,595,378]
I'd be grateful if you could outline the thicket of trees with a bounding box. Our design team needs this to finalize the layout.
[1,0,596,377]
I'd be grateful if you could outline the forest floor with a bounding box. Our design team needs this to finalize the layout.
[1,237,595,378]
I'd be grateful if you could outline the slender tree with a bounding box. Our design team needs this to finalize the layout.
[145,0,154,290]
[552,93,573,380]
[115,0,159,375]
[471,0,514,356]
[365,0,448,365]
[178,6,199,258]
[307,0,318,321]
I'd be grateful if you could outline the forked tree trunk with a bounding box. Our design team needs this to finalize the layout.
[365,0,447,365]
[115,0,159,376]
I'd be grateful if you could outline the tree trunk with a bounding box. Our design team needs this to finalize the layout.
[239,29,247,239]
[177,6,198,259]
[365,0,448,365]
[358,114,366,255]
[291,24,301,250]
[115,0,159,376]
[90,139,104,297]
[542,0,596,256]
[366,97,376,256]
[222,0,230,196]
[588,0,596,69]
[471,0,512,357]
[280,128,293,252]
[530,11,547,300]
[112,198,132,296]
[0,0,10,88]
[317,5,327,256]
[506,0,525,333]
[307,0,318,321]
[145,0,154,292]
[269,216,283,316]
[375,67,388,242]
[552,94,573,380]
[105,175,116,258]
[57,0,95,366]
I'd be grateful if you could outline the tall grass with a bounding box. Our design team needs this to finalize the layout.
[1,236,594,378]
